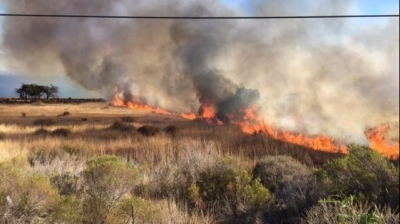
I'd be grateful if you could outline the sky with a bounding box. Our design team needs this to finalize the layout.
[0,0,398,97]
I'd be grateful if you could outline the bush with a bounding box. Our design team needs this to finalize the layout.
[28,147,66,166]
[253,155,313,193]
[51,128,72,137]
[253,155,320,223]
[33,118,55,126]
[21,112,27,117]
[108,121,135,132]
[0,160,59,223]
[137,125,160,136]
[57,111,71,117]
[82,155,138,223]
[317,144,399,209]
[194,159,271,223]
[0,132,5,140]
[106,196,162,224]
[33,128,50,137]
[81,117,88,121]
[50,173,81,195]
[163,125,179,136]
[303,196,399,224]
[121,116,135,123]
[49,195,83,223]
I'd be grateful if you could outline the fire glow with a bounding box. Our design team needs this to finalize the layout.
[113,95,399,158]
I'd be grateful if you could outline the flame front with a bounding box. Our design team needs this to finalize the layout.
[365,124,399,158]
[113,95,172,115]
[232,105,347,153]
[113,95,398,158]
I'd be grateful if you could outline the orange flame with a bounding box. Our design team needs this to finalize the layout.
[233,105,347,153]
[180,112,197,120]
[365,124,399,158]
[114,95,172,115]
[113,94,398,158]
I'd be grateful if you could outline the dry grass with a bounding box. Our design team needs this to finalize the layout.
[0,140,29,163]
[0,102,352,223]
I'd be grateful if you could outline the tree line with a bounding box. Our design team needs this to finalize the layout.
[15,83,59,101]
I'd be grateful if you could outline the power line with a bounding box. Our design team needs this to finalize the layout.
[0,13,398,19]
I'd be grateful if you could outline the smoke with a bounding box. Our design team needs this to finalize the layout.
[1,0,399,143]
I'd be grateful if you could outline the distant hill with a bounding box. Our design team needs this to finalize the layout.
[0,74,101,98]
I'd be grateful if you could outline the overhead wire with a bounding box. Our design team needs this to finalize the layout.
[0,13,398,19]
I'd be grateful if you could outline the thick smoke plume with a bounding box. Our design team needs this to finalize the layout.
[1,0,399,143]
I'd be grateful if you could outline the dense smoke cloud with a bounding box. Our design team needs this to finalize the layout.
[1,0,398,143]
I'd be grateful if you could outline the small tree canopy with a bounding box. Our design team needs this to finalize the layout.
[15,83,59,100]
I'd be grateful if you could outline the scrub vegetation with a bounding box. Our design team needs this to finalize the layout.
[0,103,398,223]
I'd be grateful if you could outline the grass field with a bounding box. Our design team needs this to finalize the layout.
[0,102,398,223]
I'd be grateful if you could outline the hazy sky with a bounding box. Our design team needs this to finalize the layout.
[0,0,398,97]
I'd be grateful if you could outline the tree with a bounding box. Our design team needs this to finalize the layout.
[42,84,59,100]
[15,84,59,101]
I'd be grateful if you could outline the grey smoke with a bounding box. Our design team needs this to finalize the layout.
[1,0,398,143]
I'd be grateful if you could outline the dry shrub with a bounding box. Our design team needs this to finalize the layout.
[163,125,179,136]
[106,198,215,224]
[0,132,5,140]
[81,117,88,121]
[33,128,50,137]
[51,128,72,137]
[57,111,71,117]
[21,112,27,117]
[108,121,135,132]
[303,196,399,224]
[253,155,320,223]
[253,155,312,193]
[121,116,135,123]
[33,118,56,126]
[139,141,219,200]
[137,125,160,137]
[50,173,81,195]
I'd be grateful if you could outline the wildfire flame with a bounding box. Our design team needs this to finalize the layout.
[113,95,398,158]
[365,124,399,158]
[113,95,172,115]
[232,105,348,153]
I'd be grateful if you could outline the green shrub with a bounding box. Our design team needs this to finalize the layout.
[33,118,55,126]
[317,144,399,209]
[49,195,83,223]
[303,196,399,224]
[51,128,72,137]
[106,196,162,224]
[137,125,160,136]
[195,159,271,223]
[82,155,139,223]
[0,160,59,223]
